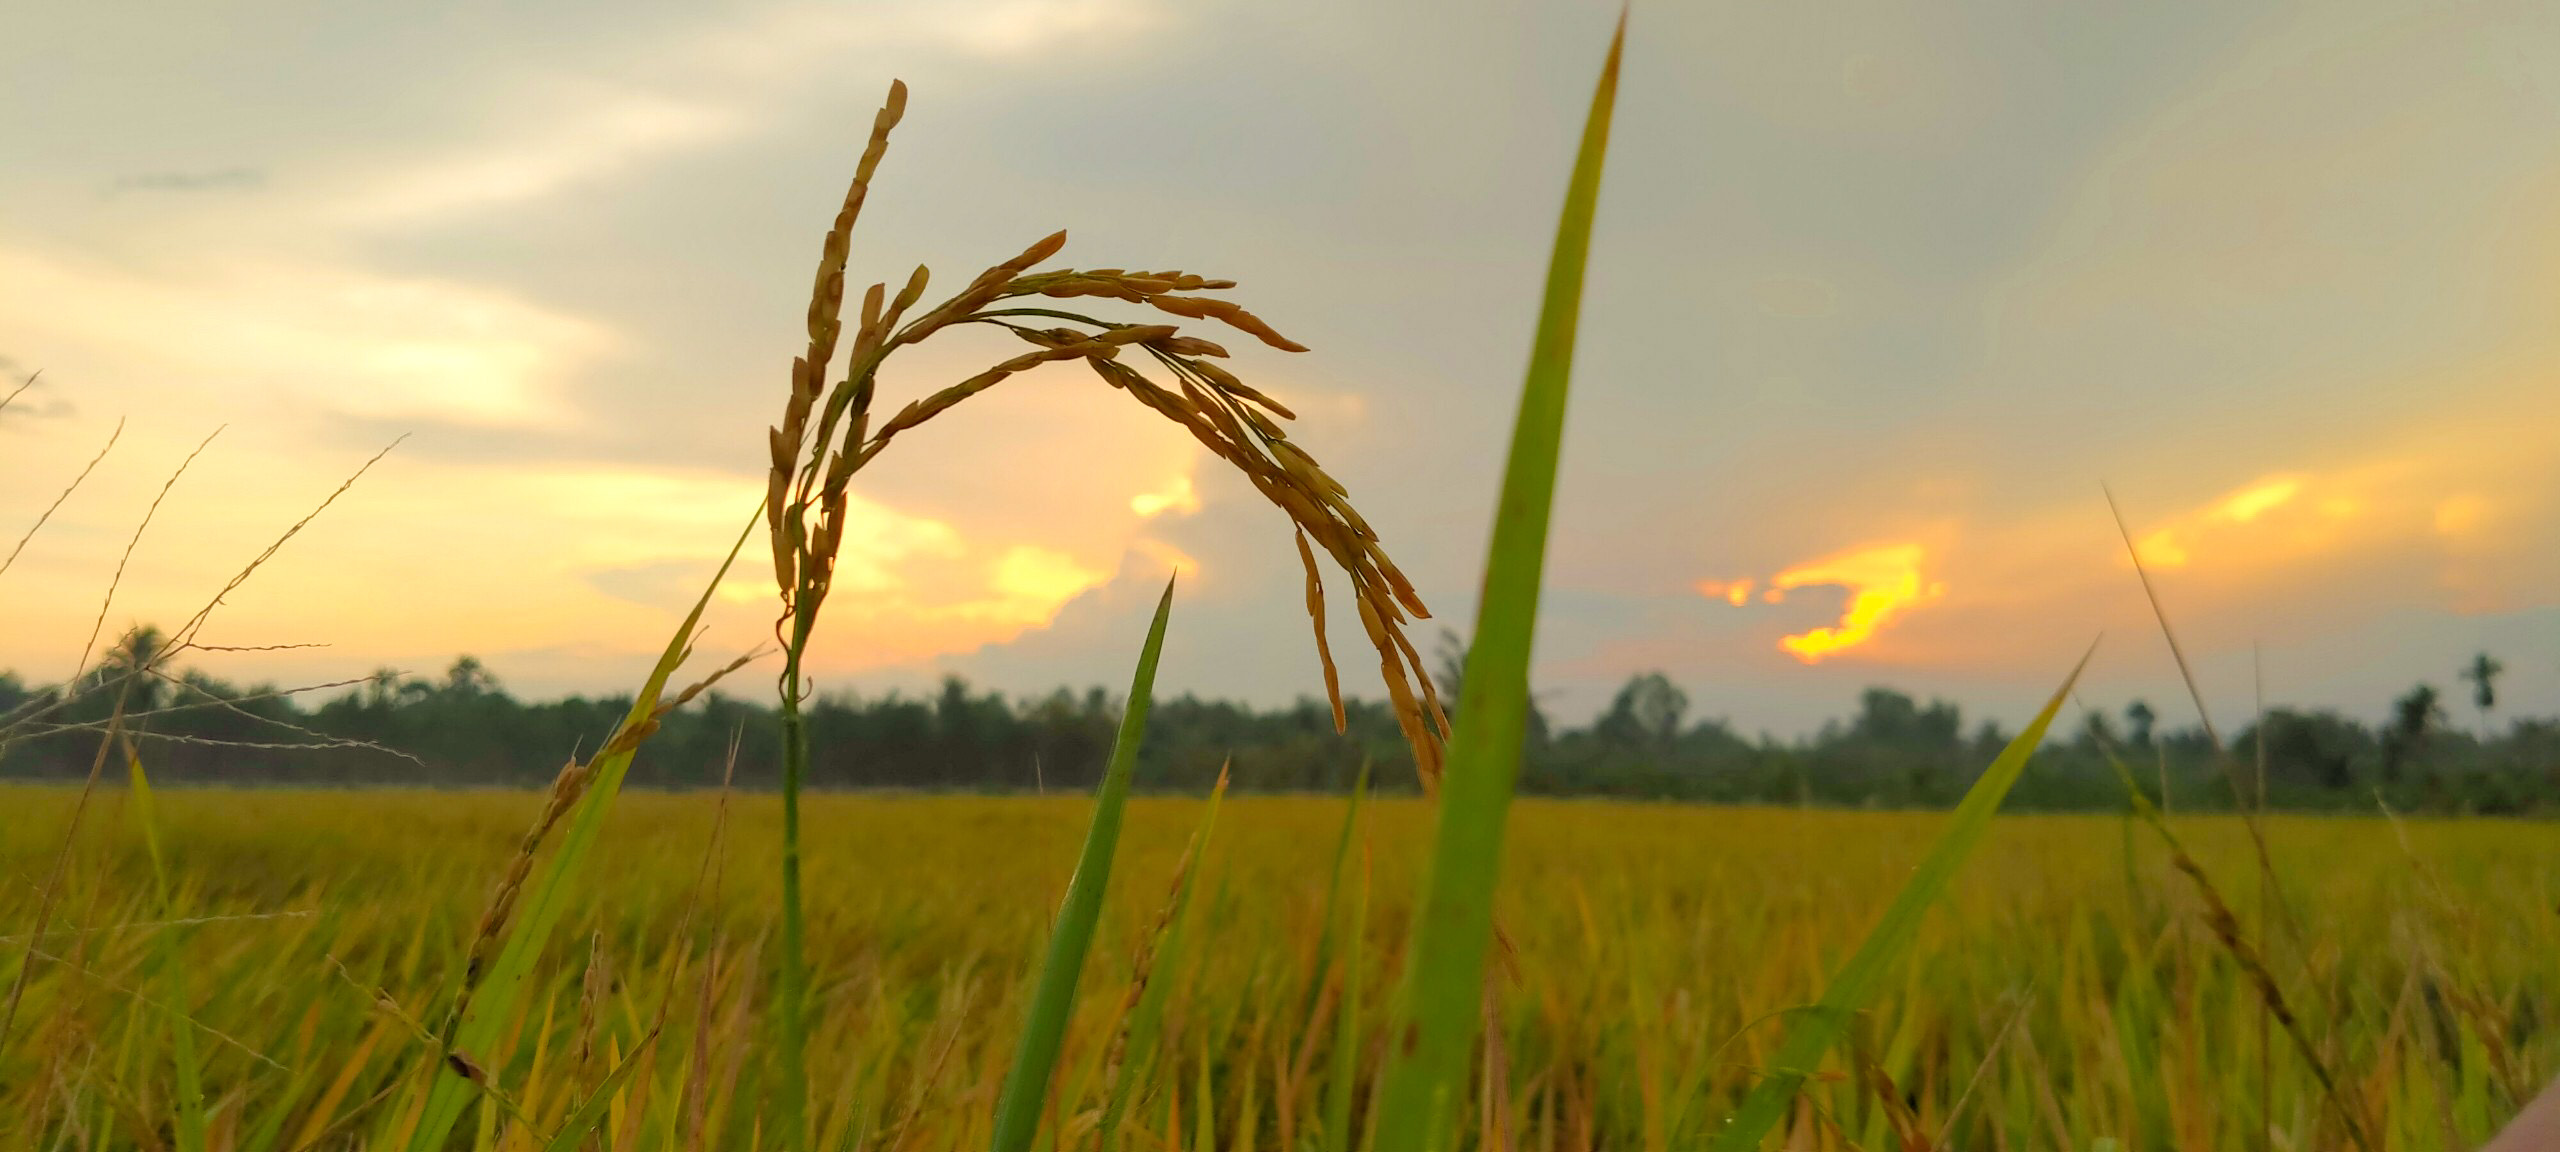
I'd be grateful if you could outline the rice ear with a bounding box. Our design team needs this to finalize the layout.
[1295,529,1348,732]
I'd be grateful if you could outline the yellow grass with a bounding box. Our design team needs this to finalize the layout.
[0,786,2550,1149]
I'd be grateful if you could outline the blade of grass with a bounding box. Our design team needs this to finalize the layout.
[987,575,1177,1152]
[2103,487,2300,945]
[538,1026,663,1152]
[2096,740,2376,1152]
[124,735,206,1152]
[0,659,140,1055]
[1096,763,1227,1152]
[1299,759,1371,1033]
[1368,15,1623,1151]
[1323,824,1372,1152]
[0,417,119,585]
[1708,643,2095,1152]
[405,510,759,1152]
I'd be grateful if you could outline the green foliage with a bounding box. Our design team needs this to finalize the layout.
[1708,647,2090,1151]
[403,513,755,1152]
[988,577,1176,1152]
[126,741,206,1152]
[1094,764,1226,1152]
[1371,18,1624,1149]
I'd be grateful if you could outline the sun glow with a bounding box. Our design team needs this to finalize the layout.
[1130,473,1200,518]
[987,546,1108,623]
[1693,577,1755,606]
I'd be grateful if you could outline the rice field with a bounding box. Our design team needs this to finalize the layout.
[1,787,2550,1150]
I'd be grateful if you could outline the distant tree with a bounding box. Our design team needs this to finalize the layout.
[2461,652,2504,739]
[2383,683,2445,785]
[1968,720,2010,762]
[443,656,499,699]
[2078,710,2117,751]
[2252,709,2361,791]
[2124,700,2157,746]
[365,668,401,709]
[10,646,2560,813]
[1848,688,1962,751]
[99,625,169,712]
[1596,673,1687,749]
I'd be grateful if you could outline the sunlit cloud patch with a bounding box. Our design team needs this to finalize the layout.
[1698,542,1943,663]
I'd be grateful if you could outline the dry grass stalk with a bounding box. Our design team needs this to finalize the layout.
[577,931,610,1069]
[445,647,756,1037]
[2102,487,2303,947]
[1934,992,2032,1149]
[2098,742,2376,1152]
[0,646,142,1055]
[1854,1030,1930,1152]
[766,80,1447,782]
[73,428,220,679]
[0,417,119,584]
[327,954,534,1128]
[16,940,286,1073]
[1480,980,1516,1152]
[0,368,39,416]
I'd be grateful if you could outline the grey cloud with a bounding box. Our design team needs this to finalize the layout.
[0,365,75,425]
[106,167,267,195]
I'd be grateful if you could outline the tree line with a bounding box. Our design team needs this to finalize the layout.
[1,633,2551,813]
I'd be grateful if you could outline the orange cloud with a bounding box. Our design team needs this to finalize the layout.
[2121,468,2483,587]
[1699,542,1943,663]
[2132,474,2309,569]
[1772,543,1942,663]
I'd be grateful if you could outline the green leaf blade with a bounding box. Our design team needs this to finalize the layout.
[1095,766,1227,1152]
[1707,643,2096,1152]
[405,511,758,1152]
[987,575,1178,1152]
[1369,17,1625,1152]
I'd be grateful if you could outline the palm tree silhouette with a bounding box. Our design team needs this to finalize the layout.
[98,625,168,713]
[2123,699,2157,746]
[2459,652,2503,740]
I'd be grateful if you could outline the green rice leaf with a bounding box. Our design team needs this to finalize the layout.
[1300,757,1370,1032]
[537,1028,661,1152]
[1322,789,1372,1152]
[406,510,759,1152]
[1368,15,1624,1151]
[1707,644,2095,1151]
[987,575,1178,1152]
[128,741,207,1152]
[1096,764,1226,1152]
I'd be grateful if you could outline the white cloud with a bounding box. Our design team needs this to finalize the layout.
[0,244,613,427]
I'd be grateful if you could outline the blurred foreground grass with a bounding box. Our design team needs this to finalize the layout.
[3,787,2550,1150]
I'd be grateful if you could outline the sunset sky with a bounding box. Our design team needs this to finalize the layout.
[6,0,2559,735]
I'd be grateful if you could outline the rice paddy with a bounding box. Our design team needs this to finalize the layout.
[0,789,2548,1150]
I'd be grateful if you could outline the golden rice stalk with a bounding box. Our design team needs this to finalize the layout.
[768,81,1448,786]
[1295,531,1346,731]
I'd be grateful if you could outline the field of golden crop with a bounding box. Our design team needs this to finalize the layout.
[0,786,2549,1150]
